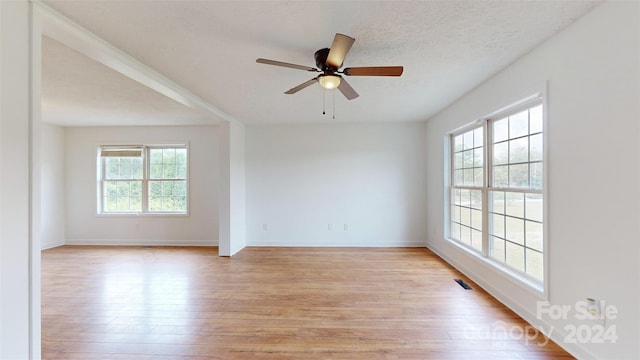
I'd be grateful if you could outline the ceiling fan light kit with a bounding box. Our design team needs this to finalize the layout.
[318,74,341,90]
[256,33,403,101]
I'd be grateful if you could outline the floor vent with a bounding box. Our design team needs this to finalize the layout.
[454,279,473,290]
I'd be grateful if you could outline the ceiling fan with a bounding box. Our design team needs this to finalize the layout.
[256,33,403,100]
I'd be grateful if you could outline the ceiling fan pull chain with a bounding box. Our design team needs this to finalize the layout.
[322,89,326,115]
[332,90,336,120]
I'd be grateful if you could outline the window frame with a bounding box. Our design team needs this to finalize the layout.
[445,94,547,294]
[97,144,190,216]
[449,125,485,254]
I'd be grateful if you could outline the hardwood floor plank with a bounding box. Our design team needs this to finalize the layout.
[42,246,573,359]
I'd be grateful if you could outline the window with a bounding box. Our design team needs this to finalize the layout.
[448,98,544,284]
[451,127,484,252]
[98,145,188,214]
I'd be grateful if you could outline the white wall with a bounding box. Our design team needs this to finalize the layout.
[247,122,427,247]
[229,121,246,254]
[218,120,247,256]
[65,125,220,246]
[40,123,66,250]
[0,1,36,357]
[425,2,639,359]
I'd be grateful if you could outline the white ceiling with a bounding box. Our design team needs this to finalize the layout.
[42,36,214,126]
[41,0,601,126]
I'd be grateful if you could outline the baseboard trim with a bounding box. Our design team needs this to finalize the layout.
[41,241,65,250]
[65,239,218,246]
[247,240,426,247]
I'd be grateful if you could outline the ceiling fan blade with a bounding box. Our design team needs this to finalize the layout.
[284,77,318,94]
[256,58,318,72]
[337,78,359,100]
[326,33,355,68]
[343,66,404,76]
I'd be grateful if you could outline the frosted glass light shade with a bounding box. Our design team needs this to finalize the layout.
[318,75,341,90]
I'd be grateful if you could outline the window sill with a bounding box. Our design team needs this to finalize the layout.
[445,237,546,299]
[96,212,189,218]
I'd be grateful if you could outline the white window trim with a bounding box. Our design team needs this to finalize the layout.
[96,143,190,216]
[444,93,549,297]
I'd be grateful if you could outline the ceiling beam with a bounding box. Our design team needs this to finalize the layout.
[33,0,238,124]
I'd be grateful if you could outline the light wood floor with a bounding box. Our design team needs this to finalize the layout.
[42,246,573,359]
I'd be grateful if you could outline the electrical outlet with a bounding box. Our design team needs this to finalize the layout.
[343,224,348,231]
[262,224,268,231]
[328,224,332,231]
[586,298,600,318]
[583,298,614,326]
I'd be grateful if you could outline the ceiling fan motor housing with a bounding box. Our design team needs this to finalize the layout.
[315,48,338,71]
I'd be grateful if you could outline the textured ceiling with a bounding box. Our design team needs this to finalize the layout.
[42,36,213,126]
[42,0,601,126]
